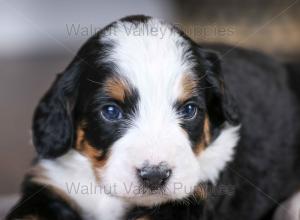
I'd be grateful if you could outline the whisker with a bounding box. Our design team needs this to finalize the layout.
[87,78,102,85]
[198,72,208,82]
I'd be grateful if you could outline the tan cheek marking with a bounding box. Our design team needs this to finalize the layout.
[76,127,108,182]
[104,77,131,102]
[193,114,211,155]
[179,73,198,102]
[194,184,208,199]
[203,114,212,144]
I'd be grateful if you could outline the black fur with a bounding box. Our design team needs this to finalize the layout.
[7,176,82,220]
[32,64,81,158]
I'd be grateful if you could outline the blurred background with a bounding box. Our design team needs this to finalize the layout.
[0,0,299,217]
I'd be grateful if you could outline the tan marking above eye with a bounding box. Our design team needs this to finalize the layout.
[104,77,131,102]
[179,73,198,103]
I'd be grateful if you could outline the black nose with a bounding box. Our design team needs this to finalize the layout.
[137,163,172,190]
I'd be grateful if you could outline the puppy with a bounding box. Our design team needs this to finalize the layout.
[7,15,300,220]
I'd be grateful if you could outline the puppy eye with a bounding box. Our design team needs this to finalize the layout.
[179,103,198,120]
[101,105,123,121]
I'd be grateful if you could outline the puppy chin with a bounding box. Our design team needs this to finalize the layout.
[112,183,195,207]
[123,189,195,207]
[123,194,171,206]
[107,186,169,206]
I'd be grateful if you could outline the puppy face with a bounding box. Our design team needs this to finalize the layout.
[33,16,240,206]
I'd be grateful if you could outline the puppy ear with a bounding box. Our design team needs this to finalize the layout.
[197,48,240,127]
[32,65,80,158]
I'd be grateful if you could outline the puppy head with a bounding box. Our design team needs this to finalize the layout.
[33,16,240,206]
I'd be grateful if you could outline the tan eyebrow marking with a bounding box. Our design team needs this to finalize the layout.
[104,76,131,102]
[179,73,199,102]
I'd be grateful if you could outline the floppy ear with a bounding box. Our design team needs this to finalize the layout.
[32,65,80,158]
[197,47,240,127]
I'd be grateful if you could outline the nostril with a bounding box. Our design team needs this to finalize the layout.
[137,164,172,190]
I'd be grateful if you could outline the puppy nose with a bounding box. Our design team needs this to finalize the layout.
[137,163,172,190]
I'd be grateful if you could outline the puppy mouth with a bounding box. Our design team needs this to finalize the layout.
[115,185,170,197]
[110,184,172,205]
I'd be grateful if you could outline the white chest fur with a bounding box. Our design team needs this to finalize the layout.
[39,150,127,220]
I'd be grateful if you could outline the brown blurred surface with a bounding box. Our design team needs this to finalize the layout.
[174,0,300,61]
